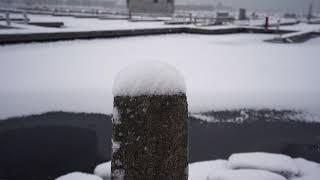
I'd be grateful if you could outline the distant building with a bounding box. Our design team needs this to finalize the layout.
[175,4,215,12]
[238,8,247,20]
[0,0,116,8]
[127,0,174,15]
[284,13,297,19]
[216,12,234,24]
[216,12,229,18]
[307,2,313,21]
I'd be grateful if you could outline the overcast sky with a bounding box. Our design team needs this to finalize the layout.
[176,0,320,12]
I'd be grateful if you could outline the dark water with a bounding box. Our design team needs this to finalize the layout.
[0,110,319,179]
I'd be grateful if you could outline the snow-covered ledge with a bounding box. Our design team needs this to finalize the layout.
[111,61,188,179]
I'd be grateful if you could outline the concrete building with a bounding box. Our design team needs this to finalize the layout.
[0,0,116,8]
[238,8,247,20]
[127,0,174,15]
[216,12,234,24]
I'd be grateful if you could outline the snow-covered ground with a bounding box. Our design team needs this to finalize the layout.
[0,33,319,119]
[280,23,320,32]
[0,13,239,34]
[57,152,320,180]
[0,13,319,35]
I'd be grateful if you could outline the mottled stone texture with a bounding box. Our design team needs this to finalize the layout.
[112,94,188,180]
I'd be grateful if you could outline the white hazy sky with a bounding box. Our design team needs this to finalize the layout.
[117,0,320,12]
[181,0,320,12]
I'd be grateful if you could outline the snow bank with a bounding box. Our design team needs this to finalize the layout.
[188,160,286,180]
[228,152,299,178]
[94,161,111,179]
[207,169,287,180]
[291,176,320,180]
[190,110,249,123]
[93,153,320,180]
[190,110,320,123]
[293,158,320,177]
[112,61,186,97]
[55,172,102,180]
[188,160,229,179]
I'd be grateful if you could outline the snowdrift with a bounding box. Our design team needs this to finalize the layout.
[72,152,320,180]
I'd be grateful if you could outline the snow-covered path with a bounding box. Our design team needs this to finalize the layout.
[0,34,319,119]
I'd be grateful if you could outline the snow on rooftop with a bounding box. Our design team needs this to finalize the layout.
[112,61,186,97]
[228,152,299,178]
[55,172,102,180]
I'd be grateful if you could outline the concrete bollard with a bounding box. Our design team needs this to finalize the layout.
[5,12,11,27]
[111,62,188,180]
[264,16,269,31]
[276,19,281,31]
[128,11,132,21]
[23,12,29,24]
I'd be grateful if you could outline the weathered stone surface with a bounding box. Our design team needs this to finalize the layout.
[112,94,188,180]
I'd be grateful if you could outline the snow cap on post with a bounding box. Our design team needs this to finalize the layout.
[56,172,103,180]
[113,61,186,97]
[111,61,188,180]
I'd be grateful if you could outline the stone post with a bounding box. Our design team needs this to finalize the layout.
[5,12,11,27]
[238,8,246,20]
[276,19,281,32]
[264,16,269,31]
[128,11,132,21]
[111,62,188,180]
[23,12,29,24]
